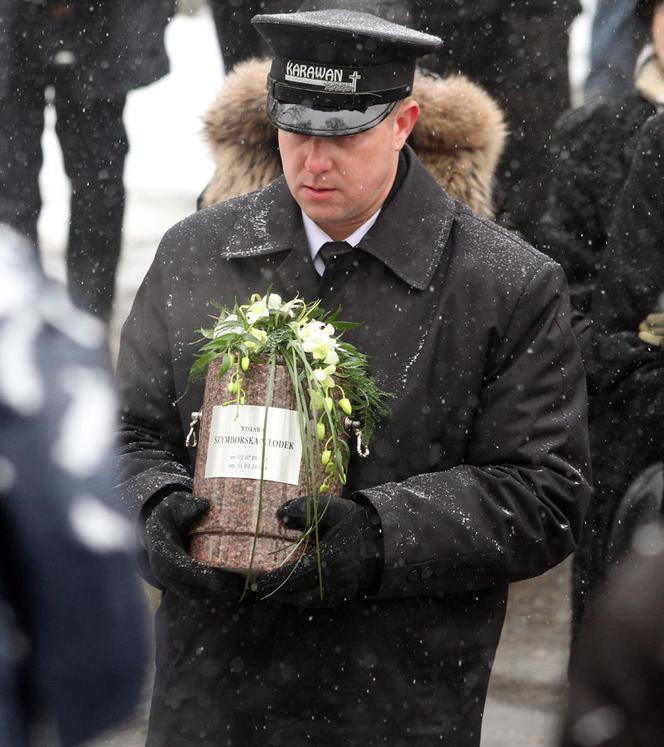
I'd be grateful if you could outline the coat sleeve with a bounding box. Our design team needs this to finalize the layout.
[362,262,592,598]
[115,243,194,520]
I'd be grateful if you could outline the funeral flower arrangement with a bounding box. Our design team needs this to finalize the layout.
[188,292,390,583]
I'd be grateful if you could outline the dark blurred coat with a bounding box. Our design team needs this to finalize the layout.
[559,525,664,747]
[409,0,581,243]
[115,146,590,747]
[200,59,506,218]
[572,113,664,639]
[0,226,148,746]
[539,95,657,314]
[0,0,174,100]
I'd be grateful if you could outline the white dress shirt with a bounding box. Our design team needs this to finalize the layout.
[301,209,381,276]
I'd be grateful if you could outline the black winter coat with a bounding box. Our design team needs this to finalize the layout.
[575,114,664,620]
[539,94,657,314]
[0,0,174,100]
[116,148,591,747]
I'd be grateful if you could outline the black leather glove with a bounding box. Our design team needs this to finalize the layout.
[143,491,246,599]
[255,495,383,607]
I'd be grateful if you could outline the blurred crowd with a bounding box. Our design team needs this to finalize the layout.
[0,0,663,745]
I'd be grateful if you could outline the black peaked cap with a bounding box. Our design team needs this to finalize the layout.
[252,9,442,136]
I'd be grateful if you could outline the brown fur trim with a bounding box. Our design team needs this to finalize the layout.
[201,58,506,217]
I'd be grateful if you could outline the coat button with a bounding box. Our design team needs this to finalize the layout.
[406,569,419,583]
[421,566,434,580]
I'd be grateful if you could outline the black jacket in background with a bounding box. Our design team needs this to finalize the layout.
[539,94,657,315]
[570,113,664,640]
[0,0,174,100]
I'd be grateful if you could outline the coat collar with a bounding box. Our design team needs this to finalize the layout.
[221,146,457,292]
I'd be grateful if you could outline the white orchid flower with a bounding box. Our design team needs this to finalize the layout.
[297,320,339,362]
[313,364,336,389]
[267,293,282,310]
[245,298,269,325]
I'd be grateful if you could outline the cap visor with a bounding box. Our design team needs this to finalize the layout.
[268,94,395,136]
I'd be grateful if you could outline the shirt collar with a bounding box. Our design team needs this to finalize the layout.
[302,209,382,276]
[221,147,456,291]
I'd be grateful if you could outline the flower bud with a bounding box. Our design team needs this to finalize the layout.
[228,381,237,393]
[319,483,329,493]
[321,450,331,465]
[241,356,250,372]
[324,396,334,413]
[316,422,326,440]
[339,398,352,415]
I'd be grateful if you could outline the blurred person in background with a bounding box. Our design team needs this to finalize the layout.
[540,0,664,317]
[584,0,648,103]
[410,0,581,244]
[539,0,664,646]
[568,111,664,649]
[0,0,174,322]
[0,224,149,745]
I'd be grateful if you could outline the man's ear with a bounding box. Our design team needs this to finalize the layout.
[393,99,420,150]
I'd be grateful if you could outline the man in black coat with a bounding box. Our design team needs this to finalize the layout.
[0,0,174,321]
[116,9,591,747]
[0,225,149,746]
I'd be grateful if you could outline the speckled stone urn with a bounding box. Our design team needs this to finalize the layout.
[189,358,340,573]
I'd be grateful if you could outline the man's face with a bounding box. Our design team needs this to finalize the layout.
[654,3,664,64]
[278,101,418,240]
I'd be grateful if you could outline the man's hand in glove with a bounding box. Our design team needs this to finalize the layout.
[639,312,664,347]
[143,490,245,599]
[255,495,383,607]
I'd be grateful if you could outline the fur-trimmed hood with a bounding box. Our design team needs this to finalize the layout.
[201,58,506,217]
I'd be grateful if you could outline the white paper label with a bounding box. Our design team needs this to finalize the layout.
[204,405,303,485]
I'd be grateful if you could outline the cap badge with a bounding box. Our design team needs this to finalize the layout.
[285,60,363,93]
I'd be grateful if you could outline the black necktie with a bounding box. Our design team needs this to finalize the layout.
[318,241,354,267]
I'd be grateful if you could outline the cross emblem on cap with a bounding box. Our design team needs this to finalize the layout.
[349,71,362,92]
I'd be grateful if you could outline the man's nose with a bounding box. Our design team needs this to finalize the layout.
[304,138,332,174]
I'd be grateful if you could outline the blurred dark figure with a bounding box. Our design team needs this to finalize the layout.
[558,522,664,747]
[208,0,294,72]
[0,224,149,745]
[0,0,174,322]
[540,0,663,315]
[571,112,664,648]
[585,0,648,102]
[411,0,581,243]
[208,0,409,73]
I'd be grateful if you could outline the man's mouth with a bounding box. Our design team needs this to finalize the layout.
[303,185,337,199]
